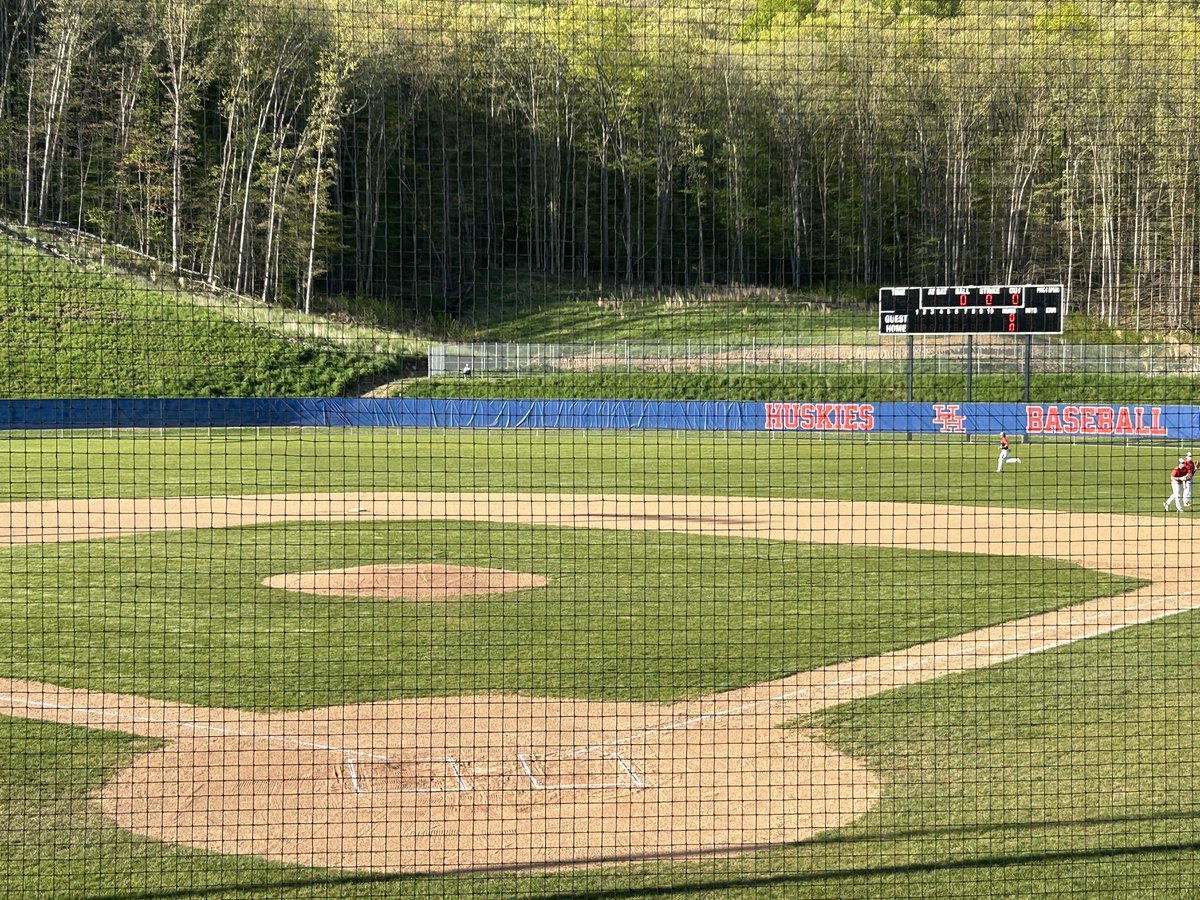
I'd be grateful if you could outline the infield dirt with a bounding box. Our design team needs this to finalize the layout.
[0,493,1194,872]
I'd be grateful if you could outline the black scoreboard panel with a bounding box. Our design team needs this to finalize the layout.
[878,285,1065,335]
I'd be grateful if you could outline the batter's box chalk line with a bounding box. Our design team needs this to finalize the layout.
[345,756,470,795]
[344,750,645,795]
[518,750,646,791]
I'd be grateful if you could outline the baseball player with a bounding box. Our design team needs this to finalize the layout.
[1184,451,1195,507]
[996,432,1021,472]
[1165,457,1188,512]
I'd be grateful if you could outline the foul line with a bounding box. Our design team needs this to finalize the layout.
[0,694,391,761]
[574,585,1200,758]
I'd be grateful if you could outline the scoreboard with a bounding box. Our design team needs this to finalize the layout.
[879,284,1065,335]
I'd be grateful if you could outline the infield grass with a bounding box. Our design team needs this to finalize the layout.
[4,593,1198,898]
[0,521,1136,709]
[0,428,1196,898]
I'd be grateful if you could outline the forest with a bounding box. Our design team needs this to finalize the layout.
[3,0,1200,331]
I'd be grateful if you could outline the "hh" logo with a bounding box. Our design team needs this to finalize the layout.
[931,404,967,433]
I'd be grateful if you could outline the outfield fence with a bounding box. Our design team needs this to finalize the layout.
[1,398,1197,440]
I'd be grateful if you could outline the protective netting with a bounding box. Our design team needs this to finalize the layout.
[2,2,1200,897]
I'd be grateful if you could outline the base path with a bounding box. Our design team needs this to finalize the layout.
[0,493,1196,873]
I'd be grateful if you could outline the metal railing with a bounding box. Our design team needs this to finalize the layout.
[430,338,1199,378]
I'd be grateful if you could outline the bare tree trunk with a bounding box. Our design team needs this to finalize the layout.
[234,111,266,292]
[303,141,325,312]
[155,0,218,275]
[21,71,34,225]
[260,155,283,302]
[723,68,744,283]
[206,75,242,281]
[0,0,43,122]
[35,2,86,221]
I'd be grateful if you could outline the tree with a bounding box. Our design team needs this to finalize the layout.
[148,0,220,273]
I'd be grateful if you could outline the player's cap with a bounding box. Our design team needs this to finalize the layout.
[1181,457,1186,464]
[1188,452,1193,459]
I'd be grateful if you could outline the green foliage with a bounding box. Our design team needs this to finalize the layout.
[736,0,819,39]
[403,371,1200,403]
[0,236,406,397]
[6,0,1200,331]
[1033,0,1101,42]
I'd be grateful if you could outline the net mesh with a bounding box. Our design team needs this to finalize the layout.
[1,2,1198,897]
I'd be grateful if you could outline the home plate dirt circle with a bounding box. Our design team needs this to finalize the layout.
[261,564,547,599]
[77,692,878,873]
[0,492,1196,874]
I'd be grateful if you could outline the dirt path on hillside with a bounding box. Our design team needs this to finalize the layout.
[0,493,1195,873]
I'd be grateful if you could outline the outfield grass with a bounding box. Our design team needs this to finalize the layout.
[0,428,1184,515]
[0,429,1196,898]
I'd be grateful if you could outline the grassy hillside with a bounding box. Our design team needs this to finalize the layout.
[2,226,1194,402]
[0,234,416,398]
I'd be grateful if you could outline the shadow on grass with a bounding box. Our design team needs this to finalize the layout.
[89,808,1200,899]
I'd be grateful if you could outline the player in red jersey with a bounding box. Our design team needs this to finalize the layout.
[1183,451,1195,508]
[996,432,1021,473]
[1166,458,1188,512]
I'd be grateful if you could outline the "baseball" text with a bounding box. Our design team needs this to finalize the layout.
[1025,405,1168,436]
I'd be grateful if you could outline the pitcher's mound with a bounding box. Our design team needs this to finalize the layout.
[262,564,547,600]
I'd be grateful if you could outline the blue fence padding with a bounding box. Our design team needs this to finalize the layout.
[0,398,1196,438]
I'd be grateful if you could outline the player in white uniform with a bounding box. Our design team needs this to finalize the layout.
[1184,452,1195,507]
[996,432,1021,472]
[1166,458,1188,512]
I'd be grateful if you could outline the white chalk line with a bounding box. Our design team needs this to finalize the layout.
[575,585,1200,758]
[0,693,391,761]
[4,495,1197,796]
[6,588,1198,784]
[345,756,469,794]
[518,751,644,790]
[343,751,645,794]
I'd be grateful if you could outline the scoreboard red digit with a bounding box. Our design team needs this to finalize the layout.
[879,285,1065,335]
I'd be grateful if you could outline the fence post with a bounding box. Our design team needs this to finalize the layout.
[906,335,914,442]
[966,335,974,403]
[1024,334,1033,403]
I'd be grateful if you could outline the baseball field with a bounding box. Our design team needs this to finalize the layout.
[2,428,1199,898]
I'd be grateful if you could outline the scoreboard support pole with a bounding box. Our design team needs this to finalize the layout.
[965,335,974,403]
[1023,334,1034,443]
[1023,334,1033,403]
[906,336,914,441]
[906,335,914,402]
